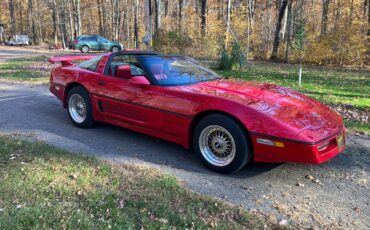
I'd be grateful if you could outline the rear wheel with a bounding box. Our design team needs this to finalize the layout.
[67,86,94,128]
[81,45,90,53]
[193,114,252,173]
[111,46,121,52]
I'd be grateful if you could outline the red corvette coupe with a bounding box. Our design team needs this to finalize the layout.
[49,50,346,173]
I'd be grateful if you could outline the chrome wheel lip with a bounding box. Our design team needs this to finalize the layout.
[68,94,87,123]
[199,125,236,167]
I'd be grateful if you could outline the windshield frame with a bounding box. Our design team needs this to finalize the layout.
[137,55,221,87]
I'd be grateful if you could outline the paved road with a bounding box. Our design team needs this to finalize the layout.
[0,48,369,229]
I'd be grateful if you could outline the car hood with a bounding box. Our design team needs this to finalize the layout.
[184,79,343,143]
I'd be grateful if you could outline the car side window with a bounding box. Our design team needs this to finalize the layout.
[79,56,102,72]
[98,36,109,43]
[87,36,97,42]
[108,55,146,77]
[80,37,87,41]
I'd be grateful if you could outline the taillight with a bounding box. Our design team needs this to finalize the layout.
[73,39,78,44]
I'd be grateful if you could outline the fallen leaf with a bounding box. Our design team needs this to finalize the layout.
[305,175,315,180]
[158,218,168,224]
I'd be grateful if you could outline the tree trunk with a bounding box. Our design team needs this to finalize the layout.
[271,0,289,60]
[164,0,168,17]
[280,2,288,40]
[36,0,43,43]
[201,0,207,36]
[60,0,68,48]
[246,0,256,61]
[225,0,231,49]
[178,0,183,33]
[8,0,16,36]
[154,0,159,35]
[67,0,74,40]
[134,0,139,48]
[113,0,120,41]
[265,0,272,57]
[367,0,370,36]
[27,0,36,44]
[72,0,81,37]
[51,0,58,47]
[144,0,152,47]
[321,0,330,36]
[101,0,107,37]
[97,0,103,35]
[285,0,293,62]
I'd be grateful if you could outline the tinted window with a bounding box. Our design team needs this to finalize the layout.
[86,36,97,42]
[79,56,102,72]
[79,37,87,41]
[98,36,109,43]
[140,56,220,86]
[108,54,145,77]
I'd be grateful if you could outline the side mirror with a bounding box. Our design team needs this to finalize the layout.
[129,76,151,86]
[115,64,131,79]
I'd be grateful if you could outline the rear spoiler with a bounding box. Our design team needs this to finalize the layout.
[48,55,96,66]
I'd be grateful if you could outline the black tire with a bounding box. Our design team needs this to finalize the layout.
[67,86,94,128]
[111,46,121,52]
[81,45,90,53]
[193,114,252,174]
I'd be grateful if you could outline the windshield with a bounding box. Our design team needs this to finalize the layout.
[139,56,221,86]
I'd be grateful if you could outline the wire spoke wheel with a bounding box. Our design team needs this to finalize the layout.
[199,125,236,167]
[68,94,87,123]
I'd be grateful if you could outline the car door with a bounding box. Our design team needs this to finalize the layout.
[98,36,111,51]
[88,36,99,51]
[92,54,164,132]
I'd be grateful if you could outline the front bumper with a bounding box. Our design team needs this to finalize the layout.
[251,129,346,164]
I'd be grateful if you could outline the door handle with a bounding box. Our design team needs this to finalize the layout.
[98,80,106,86]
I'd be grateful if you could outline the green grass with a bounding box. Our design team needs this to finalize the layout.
[216,63,370,111]
[0,56,50,83]
[344,121,370,134]
[0,136,280,229]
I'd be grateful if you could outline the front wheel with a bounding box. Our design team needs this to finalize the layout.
[193,114,252,174]
[67,86,94,128]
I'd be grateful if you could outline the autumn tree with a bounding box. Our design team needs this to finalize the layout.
[271,0,289,60]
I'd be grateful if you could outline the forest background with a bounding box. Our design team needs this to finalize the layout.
[0,0,369,66]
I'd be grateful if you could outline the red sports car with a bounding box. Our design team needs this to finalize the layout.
[49,50,346,173]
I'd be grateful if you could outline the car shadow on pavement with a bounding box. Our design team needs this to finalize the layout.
[86,122,282,178]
